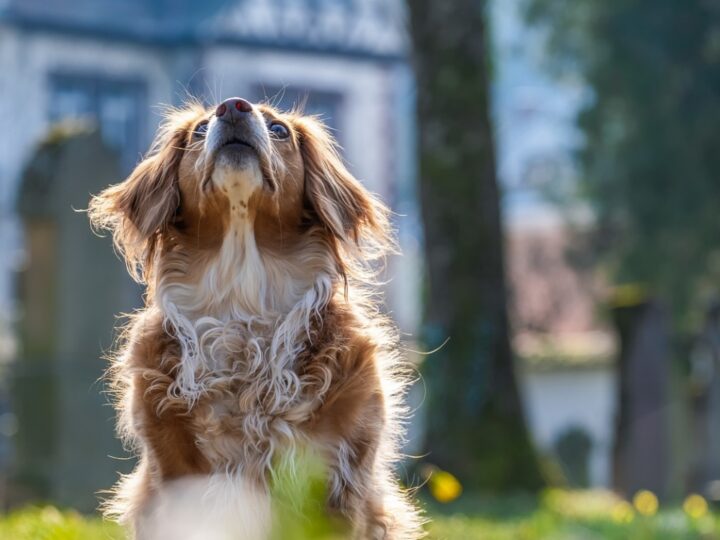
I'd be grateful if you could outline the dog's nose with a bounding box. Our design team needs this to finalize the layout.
[215,97,253,120]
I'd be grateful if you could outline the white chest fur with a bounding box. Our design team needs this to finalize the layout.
[155,170,335,476]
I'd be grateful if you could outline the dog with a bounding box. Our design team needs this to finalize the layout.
[88,97,423,539]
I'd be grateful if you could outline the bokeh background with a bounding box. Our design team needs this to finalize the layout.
[0,0,719,538]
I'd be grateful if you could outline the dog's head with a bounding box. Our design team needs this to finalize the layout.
[89,98,392,284]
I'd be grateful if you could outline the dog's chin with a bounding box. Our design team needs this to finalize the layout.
[212,147,263,200]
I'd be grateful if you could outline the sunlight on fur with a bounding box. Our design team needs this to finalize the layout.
[89,97,424,539]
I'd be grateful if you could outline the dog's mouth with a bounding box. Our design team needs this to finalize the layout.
[220,137,256,152]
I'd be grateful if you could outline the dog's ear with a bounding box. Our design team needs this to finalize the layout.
[89,120,186,281]
[297,117,392,260]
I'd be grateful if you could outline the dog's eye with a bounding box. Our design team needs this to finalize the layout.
[268,122,290,139]
[193,120,209,138]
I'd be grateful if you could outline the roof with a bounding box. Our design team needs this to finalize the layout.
[507,221,617,371]
[1,0,205,41]
[0,0,406,60]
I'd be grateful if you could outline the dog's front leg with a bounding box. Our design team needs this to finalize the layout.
[326,434,390,540]
[318,382,391,539]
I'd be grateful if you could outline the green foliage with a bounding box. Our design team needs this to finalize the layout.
[526,0,720,327]
[268,452,349,540]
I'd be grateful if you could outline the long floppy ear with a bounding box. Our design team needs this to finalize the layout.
[88,122,187,282]
[297,117,393,263]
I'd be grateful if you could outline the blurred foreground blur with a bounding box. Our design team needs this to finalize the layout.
[2,489,720,540]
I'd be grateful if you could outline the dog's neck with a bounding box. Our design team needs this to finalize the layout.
[155,207,335,401]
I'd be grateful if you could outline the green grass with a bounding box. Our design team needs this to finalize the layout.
[427,511,719,540]
[426,490,720,540]
[0,506,124,540]
[1,490,718,539]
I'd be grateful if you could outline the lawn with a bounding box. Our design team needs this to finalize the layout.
[427,489,719,540]
[1,490,717,539]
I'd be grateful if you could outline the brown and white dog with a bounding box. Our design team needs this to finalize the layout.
[88,97,423,539]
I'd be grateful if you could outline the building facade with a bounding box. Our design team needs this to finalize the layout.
[0,0,420,329]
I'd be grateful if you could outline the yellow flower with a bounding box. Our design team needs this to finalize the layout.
[633,490,659,517]
[683,494,709,519]
[611,501,635,524]
[428,469,462,503]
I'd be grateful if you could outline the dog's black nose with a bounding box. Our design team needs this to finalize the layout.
[215,97,253,120]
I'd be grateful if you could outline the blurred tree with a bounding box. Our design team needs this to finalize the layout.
[525,0,720,329]
[407,1,543,490]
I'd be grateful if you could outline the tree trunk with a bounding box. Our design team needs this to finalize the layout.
[407,0,543,490]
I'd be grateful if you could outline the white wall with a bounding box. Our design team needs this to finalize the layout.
[518,367,617,487]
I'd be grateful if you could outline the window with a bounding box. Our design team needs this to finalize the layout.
[49,73,146,171]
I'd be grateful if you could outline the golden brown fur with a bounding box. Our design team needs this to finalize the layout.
[89,98,423,539]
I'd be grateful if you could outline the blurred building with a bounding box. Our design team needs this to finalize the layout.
[0,0,421,509]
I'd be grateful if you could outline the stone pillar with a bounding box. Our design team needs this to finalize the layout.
[612,299,671,498]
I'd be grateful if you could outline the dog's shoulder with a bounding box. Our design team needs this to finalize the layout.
[119,307,180,374]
